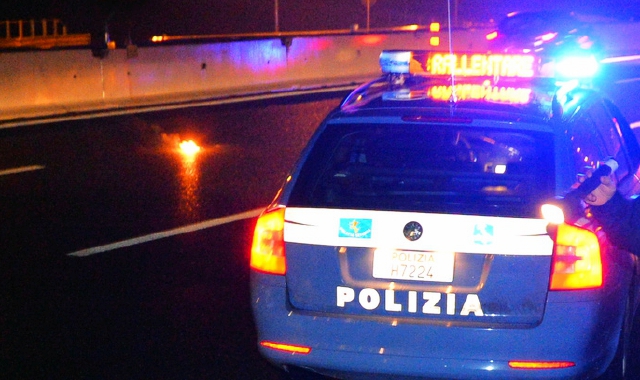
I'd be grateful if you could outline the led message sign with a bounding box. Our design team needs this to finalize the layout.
[428,84,533,104]
[427,53,536,78]
[380,51,539,79]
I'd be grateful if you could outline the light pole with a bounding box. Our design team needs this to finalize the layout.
[453,0,459,27]
[366,0,370,31]
[274,0,279,32]
[361,0,376,31]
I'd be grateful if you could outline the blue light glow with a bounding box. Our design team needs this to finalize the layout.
[555,55,599,79]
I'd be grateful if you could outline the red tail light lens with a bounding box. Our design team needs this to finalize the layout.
[260,341,311,354]
[250,207,286,275]
[549,223,602,290]
[509,360,575,369]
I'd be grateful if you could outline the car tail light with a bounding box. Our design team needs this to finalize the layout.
[509,360,575,369]
[538,32,558,42]
[549,223,602,290]
[250,207,286,275]
[260,341,311,354]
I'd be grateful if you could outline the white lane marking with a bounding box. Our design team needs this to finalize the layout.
[0,165,45,176]
[67,207,265,257]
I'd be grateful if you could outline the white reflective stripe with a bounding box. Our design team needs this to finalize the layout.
[284,207,553,256]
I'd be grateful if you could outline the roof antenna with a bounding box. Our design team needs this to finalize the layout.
[447,0,458,106]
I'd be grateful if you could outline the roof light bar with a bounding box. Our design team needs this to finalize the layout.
[380,50,599,80]
[380,50,538,78]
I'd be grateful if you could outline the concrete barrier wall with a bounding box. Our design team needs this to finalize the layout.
[0,28,488,124]
[2,21,640,126]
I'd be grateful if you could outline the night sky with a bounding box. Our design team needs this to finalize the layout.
[2,0,640,44]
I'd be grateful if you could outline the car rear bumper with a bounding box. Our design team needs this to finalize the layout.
[251,272,625,380]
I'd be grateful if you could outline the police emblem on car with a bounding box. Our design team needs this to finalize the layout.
[403,221,423,241]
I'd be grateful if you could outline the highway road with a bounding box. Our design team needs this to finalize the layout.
[0,92,349,380]
[1,64,640,380]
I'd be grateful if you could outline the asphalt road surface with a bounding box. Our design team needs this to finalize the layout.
[2,66,640,379]
[0,92,348,380]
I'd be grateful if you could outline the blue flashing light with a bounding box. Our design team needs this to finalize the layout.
[379,50,413,74]
[554,55,599,79]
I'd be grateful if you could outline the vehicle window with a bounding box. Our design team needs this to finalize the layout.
[568,117,607,177]
[571,103,629,180]
[586,102,629,179]
[499,12,575,37]
[604,98,640,169]
[288,123,555,217]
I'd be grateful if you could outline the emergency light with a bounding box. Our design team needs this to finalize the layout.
[379,50,599,80]
[554,54,599,79]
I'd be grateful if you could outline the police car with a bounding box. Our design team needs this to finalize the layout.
[486,11,602,58]
[250,49,640,379]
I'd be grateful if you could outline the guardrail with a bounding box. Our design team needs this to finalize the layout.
[0,19,90,49]
[2,21,640,129]
[1,26,491,128]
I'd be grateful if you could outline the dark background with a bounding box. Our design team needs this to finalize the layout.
[0,94,346,380]
[3,0,640,45]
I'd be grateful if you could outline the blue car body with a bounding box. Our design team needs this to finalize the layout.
[251,50,640,379]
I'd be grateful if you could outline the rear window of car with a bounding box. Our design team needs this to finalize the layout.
[288,122,555,218]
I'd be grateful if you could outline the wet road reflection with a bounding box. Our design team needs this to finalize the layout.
[0,92,349,380]
[175,138,203,221]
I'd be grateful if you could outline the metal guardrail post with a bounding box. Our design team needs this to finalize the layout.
[0,18,85,48]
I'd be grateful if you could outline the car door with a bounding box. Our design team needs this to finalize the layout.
[568,98,640,196]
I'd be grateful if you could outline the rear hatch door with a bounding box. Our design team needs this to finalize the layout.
[284,207,553,326]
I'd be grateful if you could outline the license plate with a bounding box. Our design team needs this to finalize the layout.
[372,250,455,282]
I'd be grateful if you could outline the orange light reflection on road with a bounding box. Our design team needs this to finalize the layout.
[179,140,201,157]
[178,144,201,220]
[161,134,204,221]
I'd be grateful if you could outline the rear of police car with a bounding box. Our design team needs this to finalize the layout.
[250,51,638,379]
